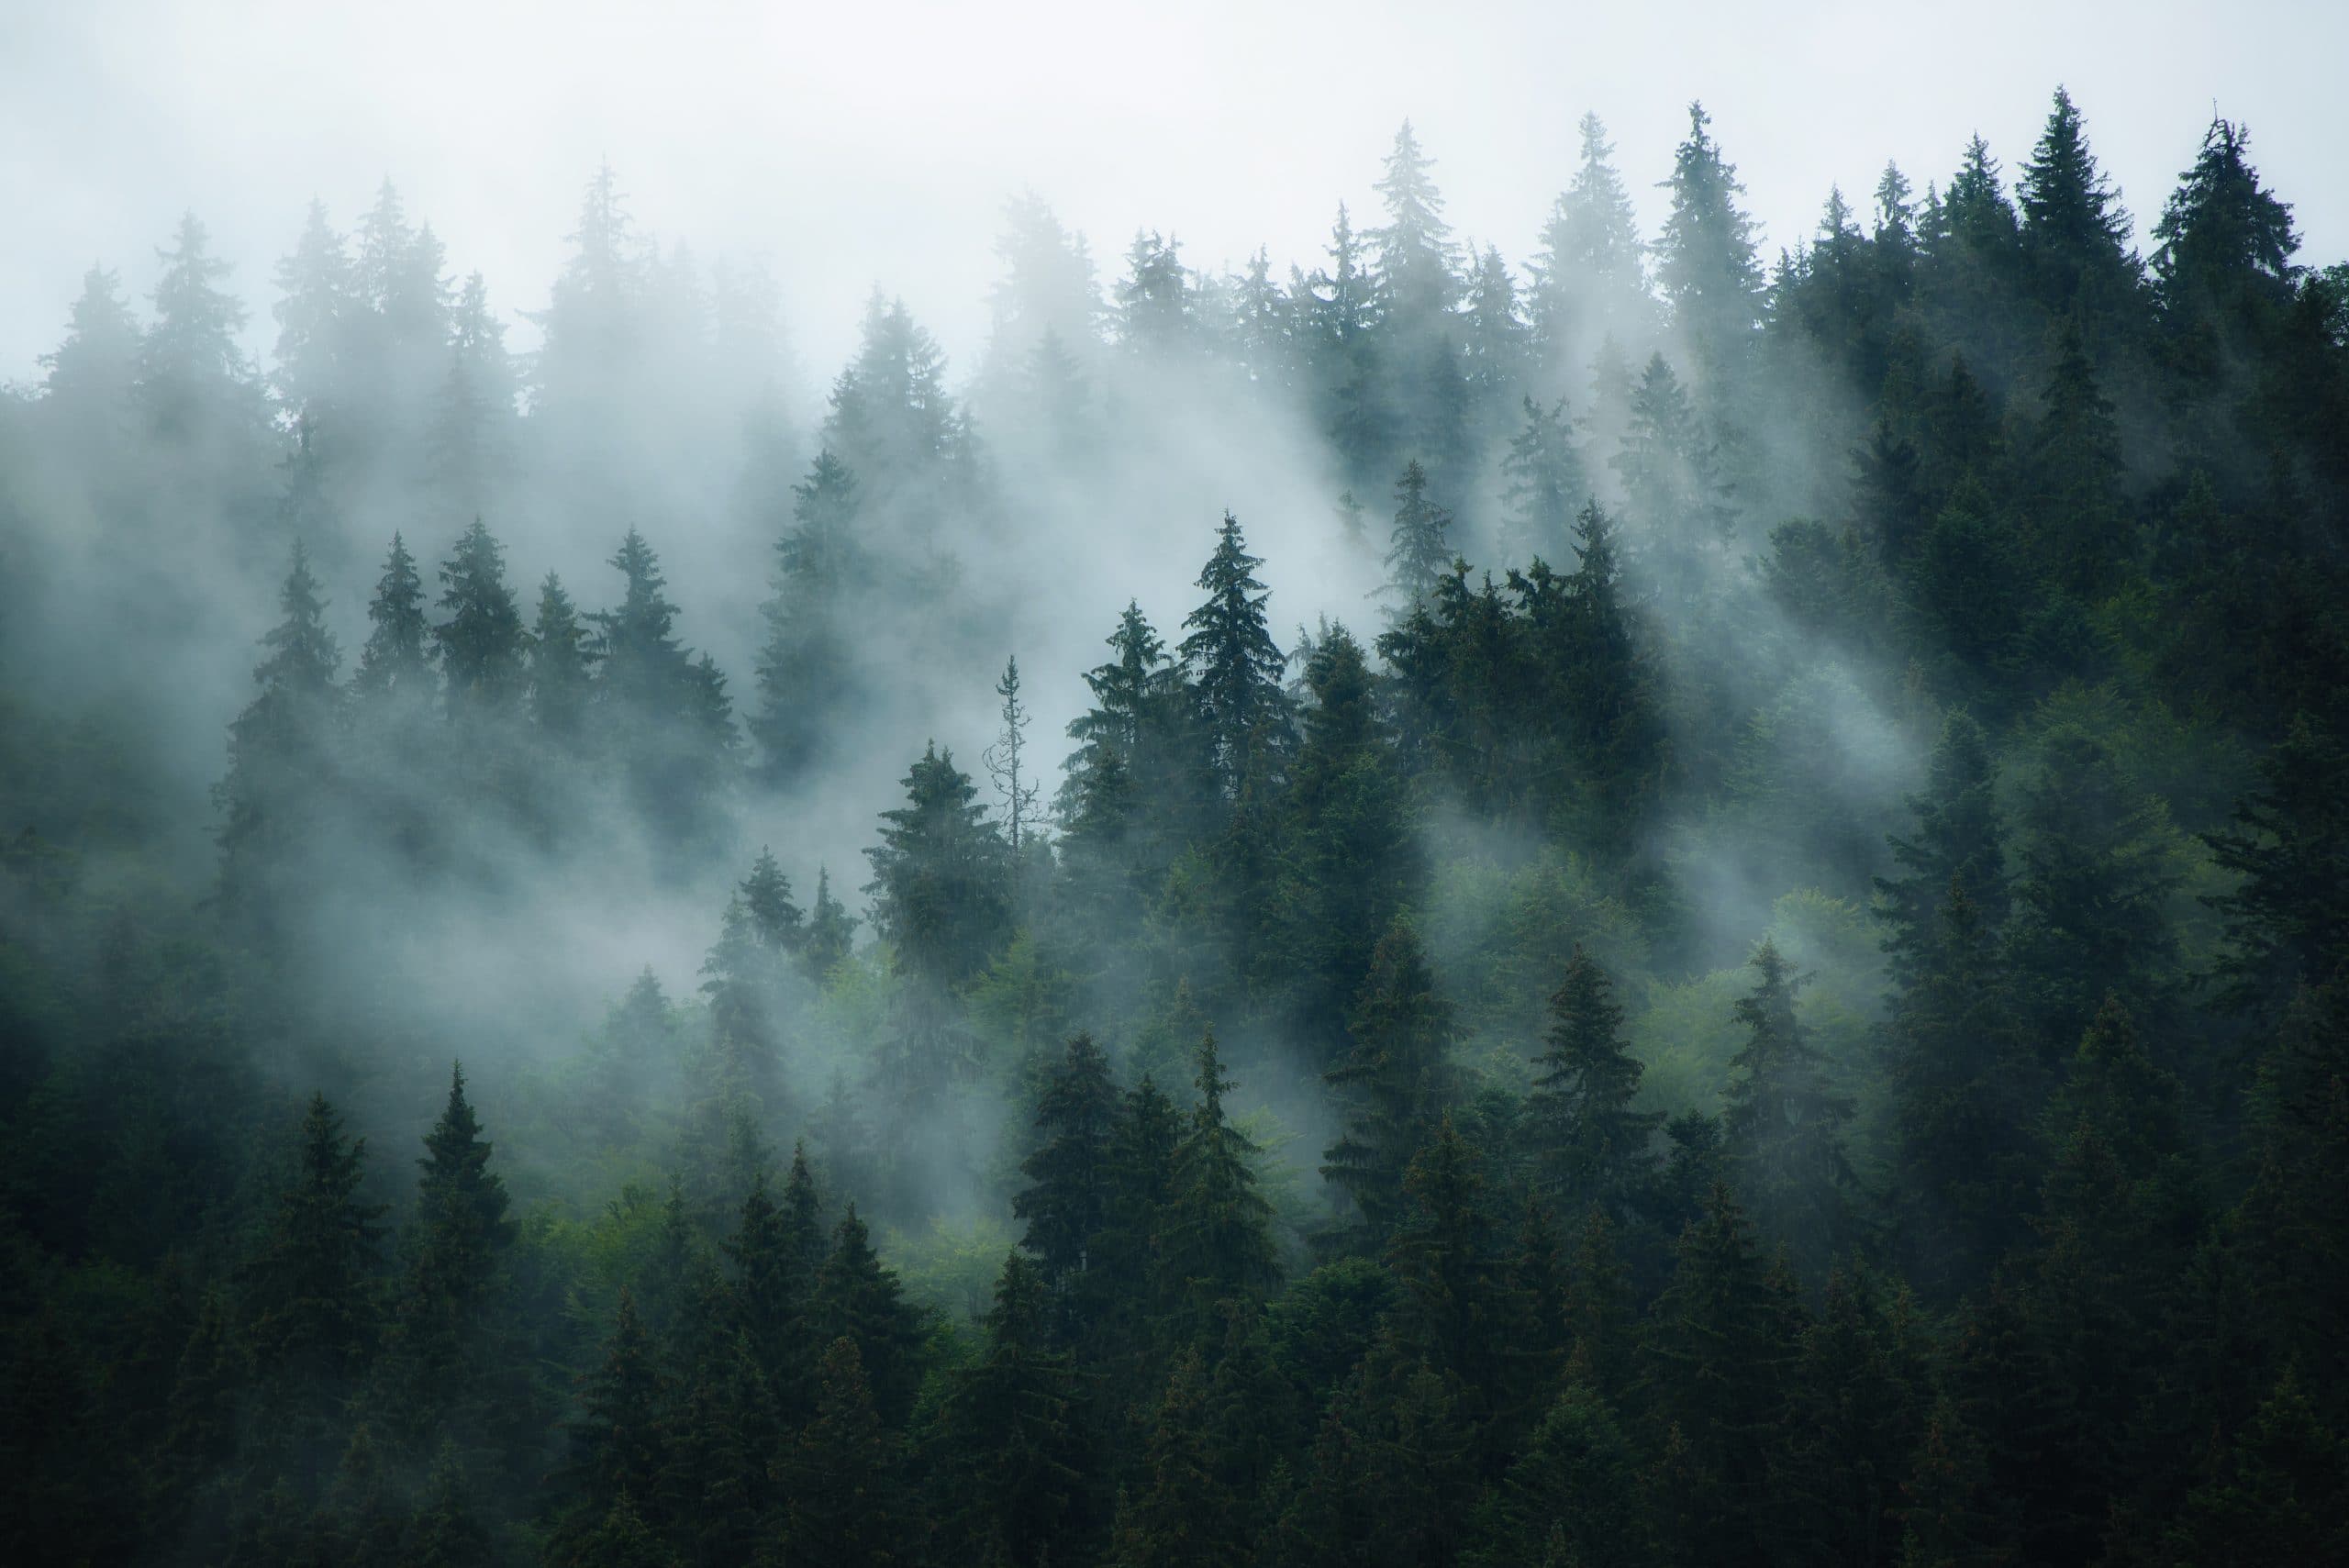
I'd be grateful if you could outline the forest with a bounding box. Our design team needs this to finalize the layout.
[2,83,2346,1568]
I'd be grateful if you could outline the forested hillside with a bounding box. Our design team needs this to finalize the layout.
[4,90,2347,1567]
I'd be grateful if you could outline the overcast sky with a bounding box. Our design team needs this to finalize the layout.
[6,0,2343,391]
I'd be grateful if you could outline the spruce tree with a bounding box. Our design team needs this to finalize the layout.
[237,1093,384,1485]
[1381,458,1454,614]
[1876,710,2009,988]
[1322,919,1457,1246]
[1111,1348,1241,1568]
[813,1206,928,1428]
[1160,1029,1279,1339]
[780,1338,903,1568]
[352,533,434,703]
[1720,940,1855,1276]
[432,518,526,717]
[1014,1031,1119,1326]
[1654,103,1765,394]
[1180,512,1288,796]
[1525,946,1661,1223]
[529,572,596,740]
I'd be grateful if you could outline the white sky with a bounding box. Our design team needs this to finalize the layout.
[5,0,2344,389]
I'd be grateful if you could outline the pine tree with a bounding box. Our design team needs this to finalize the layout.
[1876,710,2009,989]
[984,654,1042,855]
[933,1251,1085,1565]
[751,449,862,784]
[780,1338,903,1568]
[1382,458,1454,614]
[432,518,527,717]
[237,1093,385,1488]
[1180,511,1289,795]
[217,540,341,926]
[1638,1183,1798,1568]
[382,1063,521,1445]
[1014,1032,1119,1326]
[814,1206,928,1428]
[1384,1118,1505,1397]
[1322,920,1457,1246]
[1161,1029,1279,1339]
[2024,317,2129,596]
[863,741,1011,991]
[1369,121,1459,343]
[2006,728,2180,1062]
[1609,350,1731,612]
[529,572,596,740]
[352,533,434,702]
[1655,103,1765,394]
[2017,87,2142,324]
[1528,112,1650,384]
[1112,1348,1241,1568]
[2152,117,2300,326]
[428,272,516,529]
[1720,940,1855,1276]
[1884,883,2043,1297]
[1525,946,1661,1223]
[1273,623,1418,1066]
[140,210,269,446]
[1499,396,1585,567]
[560,1290,670,1547]
[2203,714,2349,1018]
[39,264,142,429]
[272,198,355,419]
[802,866,859,979]
[1467,1379,1653,1568]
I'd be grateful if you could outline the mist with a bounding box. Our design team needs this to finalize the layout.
[5,11,2348,1568]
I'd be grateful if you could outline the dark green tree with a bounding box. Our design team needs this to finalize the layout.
[1322,919,1457,1246]
[1525,946,1661,1224]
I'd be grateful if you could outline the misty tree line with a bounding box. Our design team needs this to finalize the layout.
[4,85,2349,1567]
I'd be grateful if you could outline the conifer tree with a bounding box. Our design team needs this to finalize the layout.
[2152,117,2300,323]
[1369,121,1459,343]
[1180,512,1289,796]
[217,540,341,924]
[39,264,142,429]
[352,532,434,702]
[529,572,596,740]
[1720,940,1855,1275]
[1112,1348,1241,1568]
[1322,920,1457,1245]
[560,1290,670,1548]
[1499,396,1585,566]
[801,866,859,979]
[1876,710,2009,988]
[781,1338,903,1568]
[140,210,269,447]
[432,519,527,717]
[2017,87,2142,324]
[2006,728,2180,1061]
[1272,623,1418,1066]
[1161,1029,1279,1338]
[1654,104,1765,394]
[814,1206,928,1428]
[1638,1183,1798,1568]
[1529,113,1650,384]
[934,1251,1085,1565]
[1885,883,2043,1297]
[1382,458,1454,614]
[863,741,1011,991]
[1014,1032,1119,1324]
[1525,947,1661,1223]
[751,449,862,784]
[237,1093,384,1482]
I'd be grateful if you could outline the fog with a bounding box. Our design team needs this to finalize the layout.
[8,0,2344,384]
